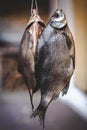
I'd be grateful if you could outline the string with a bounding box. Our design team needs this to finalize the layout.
[31,0,34,14]
[35,0,38,11]
[31,0,38,14]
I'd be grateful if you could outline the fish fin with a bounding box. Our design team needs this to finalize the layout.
[31,104,47,128]
[72,56,75,69]
[62,81,70,96]
[28,88,34,112]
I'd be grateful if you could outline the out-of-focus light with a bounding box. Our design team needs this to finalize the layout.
[60,75,87,121]
[0,21,24,44]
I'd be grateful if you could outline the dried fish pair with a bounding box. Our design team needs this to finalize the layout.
[18,5,75,129]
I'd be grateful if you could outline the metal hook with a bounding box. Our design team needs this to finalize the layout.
[31,0,38,14]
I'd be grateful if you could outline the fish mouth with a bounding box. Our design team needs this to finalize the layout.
[50,9,67,28]
[51,15,67,25]
[51,9,66,22]
[51,20,67,29]
[51,14,65,22]
[51,17,64,22]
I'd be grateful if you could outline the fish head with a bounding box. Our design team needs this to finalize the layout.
[50,9,67,29]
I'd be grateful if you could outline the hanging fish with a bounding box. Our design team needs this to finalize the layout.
[31,9,75,127]
[18,4,45,111]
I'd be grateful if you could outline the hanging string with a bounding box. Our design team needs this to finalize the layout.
[31,0,33,14]
[31,0,38,14]
[35,0,38,10]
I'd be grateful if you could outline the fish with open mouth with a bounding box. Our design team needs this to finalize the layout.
[31,9,75,128]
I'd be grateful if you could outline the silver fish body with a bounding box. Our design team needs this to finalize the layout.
[31,9,75,127]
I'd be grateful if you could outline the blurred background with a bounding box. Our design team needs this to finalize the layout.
[0,0,87,130]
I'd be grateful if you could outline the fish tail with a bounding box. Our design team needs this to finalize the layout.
[28,89,34,112]
[31,103,47,128]
[30,93,34,112]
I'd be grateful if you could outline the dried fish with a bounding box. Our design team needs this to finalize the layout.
[31,9,75,128]
[18,9,45,111]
